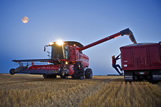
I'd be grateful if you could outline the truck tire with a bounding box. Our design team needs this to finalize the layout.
[150,80,159,84]
[150,70,160,84]
[85,68,93,79]
[9,68,15,75]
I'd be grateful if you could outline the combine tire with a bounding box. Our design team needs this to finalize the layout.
[73,62,85,80]
[9,68,15,75]
[85,68,93,79]
[43,74,56,79]
[80,75,84,80]
[60,69,67,79]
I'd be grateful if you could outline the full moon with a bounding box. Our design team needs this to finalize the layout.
[22,16,29,23]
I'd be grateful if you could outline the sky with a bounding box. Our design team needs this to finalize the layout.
[0,0,161,75]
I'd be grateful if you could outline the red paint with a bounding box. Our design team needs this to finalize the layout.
[79,32,121,51]
[121,42,161,70]
[28,64,61,70]
[68,64,74,75]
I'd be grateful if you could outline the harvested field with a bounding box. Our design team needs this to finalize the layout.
[0,74,161,107]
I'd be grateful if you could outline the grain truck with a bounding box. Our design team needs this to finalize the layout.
[121,42,161,83]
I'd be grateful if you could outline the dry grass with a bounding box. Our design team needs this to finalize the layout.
[0,74,161,107]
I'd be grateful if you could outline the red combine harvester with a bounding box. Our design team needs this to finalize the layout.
[10,28,161,83]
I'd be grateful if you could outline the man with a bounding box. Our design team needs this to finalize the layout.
[112,54,123,75]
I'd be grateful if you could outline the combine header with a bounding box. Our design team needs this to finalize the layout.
[10,28,161,83]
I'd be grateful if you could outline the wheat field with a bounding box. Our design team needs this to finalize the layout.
[0,74,161,107]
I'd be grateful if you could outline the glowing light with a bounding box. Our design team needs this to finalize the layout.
[49,42,54,45]
[65,61,68,65]
[56,40,64,46]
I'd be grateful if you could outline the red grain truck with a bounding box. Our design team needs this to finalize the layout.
[121,42,161,83]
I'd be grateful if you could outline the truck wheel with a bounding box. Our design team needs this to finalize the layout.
[133,75,138,81]
[150,70,160,84]
[85,68,93,79]
[9,68,15,75]
[150,80,159,84]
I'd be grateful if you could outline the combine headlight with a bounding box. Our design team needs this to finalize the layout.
[65,61,68,65]
[49,42,54,46]
[56,40,64,46]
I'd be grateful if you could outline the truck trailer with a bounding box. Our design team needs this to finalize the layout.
[121,42,161,83]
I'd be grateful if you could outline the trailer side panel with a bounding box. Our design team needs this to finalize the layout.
[121,43,161,70]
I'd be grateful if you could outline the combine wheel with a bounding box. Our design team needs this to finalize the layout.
[43,74,56,79]
[51,75,57,78]
[43,74,48,78]
[72,75,76,79]
[80,75,84,80]
[73,62,85,80]
[60,69,67,78]
[9,68,15,75]
[85,68,93,79]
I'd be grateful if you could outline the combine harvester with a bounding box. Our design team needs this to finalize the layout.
[10,28,161,83]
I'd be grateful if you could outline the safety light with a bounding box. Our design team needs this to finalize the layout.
[56,40,64,46]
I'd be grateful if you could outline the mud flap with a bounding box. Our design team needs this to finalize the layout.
[152,70,161,81]
[124,71,133,82]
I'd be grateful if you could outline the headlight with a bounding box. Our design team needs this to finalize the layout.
[56,40,64,46]
[65,61,68,65]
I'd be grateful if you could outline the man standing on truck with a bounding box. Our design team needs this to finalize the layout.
[112,54,123,75]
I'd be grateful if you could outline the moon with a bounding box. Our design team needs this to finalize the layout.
[22,16,29,23]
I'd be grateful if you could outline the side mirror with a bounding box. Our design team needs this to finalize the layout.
[44,45,48,52]
[44,47,46,52]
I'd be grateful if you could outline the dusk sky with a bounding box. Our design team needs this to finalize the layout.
[0,0,161,75]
